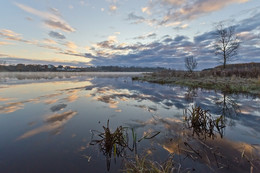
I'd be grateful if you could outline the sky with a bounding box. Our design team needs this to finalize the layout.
[0,0,260,69]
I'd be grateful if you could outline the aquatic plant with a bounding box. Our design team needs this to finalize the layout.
[184,106,225,140]
[123,154,182,173]
[90,120,160,171]
[90,120,130,171]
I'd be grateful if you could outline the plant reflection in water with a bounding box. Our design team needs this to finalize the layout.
[184,106,226,140]
[90,120,160,171]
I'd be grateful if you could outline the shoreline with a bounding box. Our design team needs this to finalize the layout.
[133,74,260,96]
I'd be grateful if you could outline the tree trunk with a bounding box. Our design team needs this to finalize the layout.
[223,52,226,69]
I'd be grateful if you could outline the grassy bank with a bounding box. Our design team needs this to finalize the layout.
[133,71,260,95]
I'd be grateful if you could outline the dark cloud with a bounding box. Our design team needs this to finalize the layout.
[134,33,157,40]
[48,31,66,39]
[174,35,188,42]
[127,12,145,21]
[44,19,75,33]
[236,12,260,33]
[194,31,215,44]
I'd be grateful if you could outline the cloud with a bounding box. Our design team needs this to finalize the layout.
[44,19,75,32]
[0,29,23,41]
[109,5,117,11]
[141,7,151,15]
[169,0,249,21]
[0,41,13,45]
[127,12,145,21]
[43,38,57,45]
[14,2,75,32]
[127,12,156,26]
[48,31,66,39]
[134,32,157,40]
[132,0,250,28]
[65,41,77,50]
[84,11,260,69]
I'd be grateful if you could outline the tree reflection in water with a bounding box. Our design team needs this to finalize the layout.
[216,92,240,117]
[184,87,198,102]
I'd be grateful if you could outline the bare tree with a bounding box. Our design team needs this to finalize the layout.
[214,23,240,69]
[185,56,197,73]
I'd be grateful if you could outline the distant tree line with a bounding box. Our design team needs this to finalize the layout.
[0,63,166,72]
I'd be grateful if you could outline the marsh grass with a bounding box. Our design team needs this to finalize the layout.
[90,120,130,171]
[123,154,183,173]
[133,69,260,95]
[184,106,225,140]
[90,120,160,171]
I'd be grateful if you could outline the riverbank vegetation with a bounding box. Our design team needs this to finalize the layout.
[133,63,260,95]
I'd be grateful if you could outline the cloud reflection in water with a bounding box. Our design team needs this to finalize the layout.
[17,110,77,140]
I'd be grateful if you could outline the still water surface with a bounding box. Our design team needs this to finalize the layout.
[0,72,259,172]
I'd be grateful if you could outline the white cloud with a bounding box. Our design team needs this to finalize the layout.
[14,2,75,32]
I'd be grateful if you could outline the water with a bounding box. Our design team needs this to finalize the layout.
[0,72,259,172]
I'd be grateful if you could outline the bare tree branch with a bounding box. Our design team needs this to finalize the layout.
[214,22,240,69]
[185,56,197,73]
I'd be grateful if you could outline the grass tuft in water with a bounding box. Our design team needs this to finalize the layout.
[90,120,130,171]
[184,105,225,140]
[123,154,182,173]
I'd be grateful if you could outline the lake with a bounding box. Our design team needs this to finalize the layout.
[0,72,259,172]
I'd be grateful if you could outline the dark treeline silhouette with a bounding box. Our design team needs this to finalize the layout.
[0,64,166,72]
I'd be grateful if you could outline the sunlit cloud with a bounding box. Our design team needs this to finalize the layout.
[0,97,14,102]
[43,38,57,45]
[43,99,59,105]
[65,41,78,50]
[0,29,23,41]
[131,0,250,28]
[141,7,151,15]
[0,29,65,53]
[109,5,117,11]
[14,2,75,32]
[0,41,13,45]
